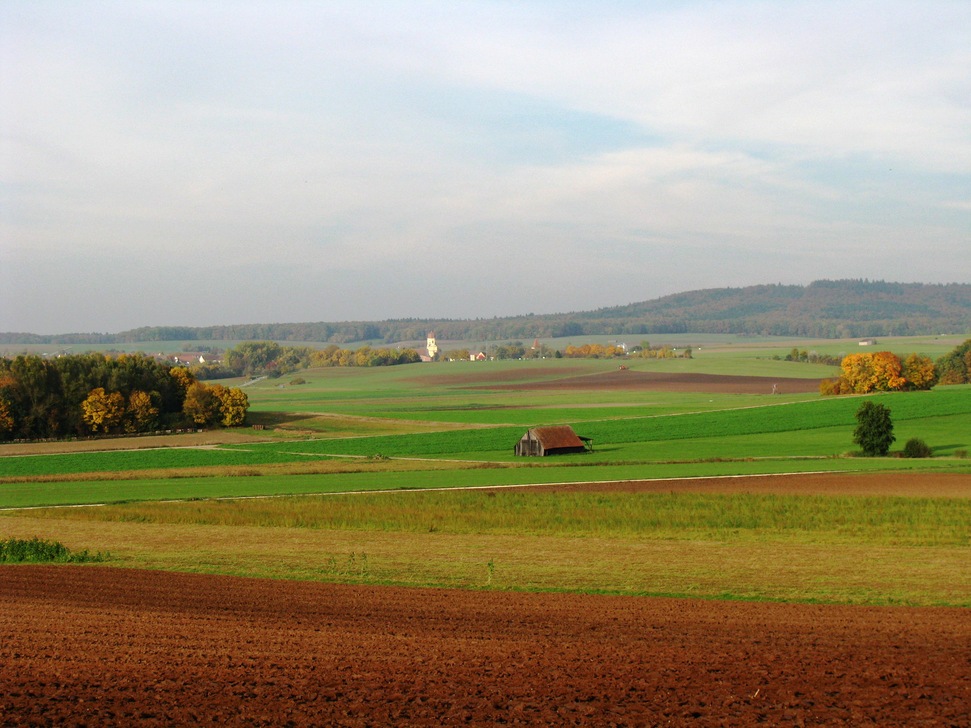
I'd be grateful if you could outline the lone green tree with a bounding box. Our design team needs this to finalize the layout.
[853,401,895,456]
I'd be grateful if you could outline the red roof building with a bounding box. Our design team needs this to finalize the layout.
[514,425,589,456]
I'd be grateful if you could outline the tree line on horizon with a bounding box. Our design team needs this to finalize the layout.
[208,338,700,378]
[2,280,968,346]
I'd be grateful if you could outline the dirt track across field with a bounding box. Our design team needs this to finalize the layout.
[2,566,969,726]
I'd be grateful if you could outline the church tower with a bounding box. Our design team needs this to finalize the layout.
[426,332,438,360]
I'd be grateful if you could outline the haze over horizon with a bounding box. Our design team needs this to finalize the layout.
[3,1,970,335]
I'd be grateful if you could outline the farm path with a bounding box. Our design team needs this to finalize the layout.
[2,565,968,726]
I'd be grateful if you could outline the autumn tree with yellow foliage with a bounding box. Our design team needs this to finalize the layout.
[209,384,249,427]
[125,390,159,433]
[182,381,219,426]
[182,381,249,427]
[0,398,14,438]
[902,353,938,390]
[935,339,971,385]
[81,387,126,433]
[822,351,938,395]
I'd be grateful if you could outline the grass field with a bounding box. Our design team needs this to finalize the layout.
[1,337,969,605]
[3,480,968,605]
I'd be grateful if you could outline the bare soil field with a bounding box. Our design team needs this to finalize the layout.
[488,369,827,394]
[2,566,968,726]
[515,471,971,499]
[417,367,824,394]
[409,366,590,386]
[0,429,267,457]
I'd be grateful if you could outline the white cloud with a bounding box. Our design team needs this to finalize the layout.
[1,0,969,333]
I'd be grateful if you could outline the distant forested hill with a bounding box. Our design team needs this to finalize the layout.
[570,280,971,338]
[3,280,969,345]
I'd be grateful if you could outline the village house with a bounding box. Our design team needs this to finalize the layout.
[171,353,207,365]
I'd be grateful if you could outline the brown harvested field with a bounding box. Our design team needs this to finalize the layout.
[2,566,968,727]
[407,366,590,386]
[514,471,971,499]
[484,369,825,394]
[409,366,824,394]
[0,429,268,457]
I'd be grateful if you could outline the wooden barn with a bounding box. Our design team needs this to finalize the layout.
[514,425,590,457]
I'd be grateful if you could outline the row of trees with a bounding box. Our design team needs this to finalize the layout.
[192,341,423,380]
[563,343,628,359]
[630,343,693,360]
[212,338,966,379]
[310,345,422,368]
[783,348,842,366]
[560,342,693,359]
[0,353,248,441]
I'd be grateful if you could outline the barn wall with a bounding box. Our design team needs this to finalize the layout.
[515,432,544,456]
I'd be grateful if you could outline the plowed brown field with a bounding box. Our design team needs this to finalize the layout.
[480,370,825,394]
[518,471,971,498]
[412,368,824,394]
[2,566,969,726]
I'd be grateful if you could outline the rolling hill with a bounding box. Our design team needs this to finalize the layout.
[2,280,968,345]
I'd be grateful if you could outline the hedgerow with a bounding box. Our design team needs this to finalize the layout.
[0,536,109,563]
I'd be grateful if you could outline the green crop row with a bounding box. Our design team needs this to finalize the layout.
[230,425,525,459]
[231,388,971,460]
[4,457,970,509]
[581,389,971,445]
[2,387,968,479]
[0,447,322,478]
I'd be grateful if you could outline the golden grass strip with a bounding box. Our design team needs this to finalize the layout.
[23,489,969,547]
[0,515,966,606]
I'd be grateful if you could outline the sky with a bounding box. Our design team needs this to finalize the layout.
[2,1,969,335]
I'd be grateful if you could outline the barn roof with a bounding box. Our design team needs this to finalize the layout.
[530,425,585,450]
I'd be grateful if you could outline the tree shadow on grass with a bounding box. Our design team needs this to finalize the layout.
[247,411,312,428]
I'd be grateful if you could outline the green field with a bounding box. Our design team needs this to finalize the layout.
[1,339,970,605]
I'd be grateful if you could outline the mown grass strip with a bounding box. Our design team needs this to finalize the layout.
[0,446,322,478]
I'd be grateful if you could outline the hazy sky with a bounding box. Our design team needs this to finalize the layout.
[2,1,969,334]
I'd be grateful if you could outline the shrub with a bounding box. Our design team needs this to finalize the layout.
[819,378,842,396]
[290,377,307,386]
[0,537,109,563]
[902,438,933,458]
